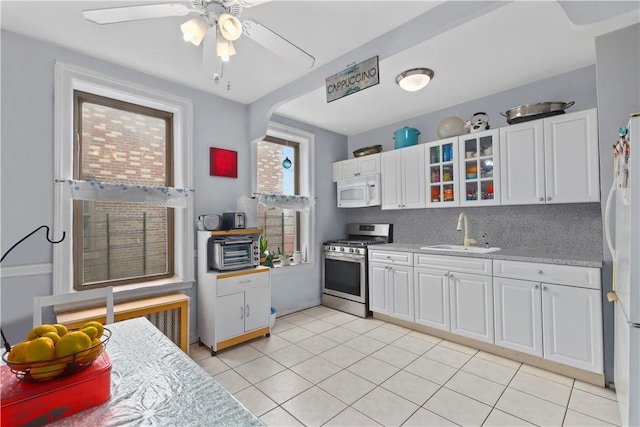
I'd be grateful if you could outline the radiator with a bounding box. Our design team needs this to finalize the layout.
[144,307,182,349]
[57,292,190,354]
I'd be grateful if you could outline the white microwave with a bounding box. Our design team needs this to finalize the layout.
[337,174,381,208]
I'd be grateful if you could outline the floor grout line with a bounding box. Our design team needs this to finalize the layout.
[191,306,618,427]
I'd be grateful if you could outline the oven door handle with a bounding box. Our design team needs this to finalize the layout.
[324,252,365,262]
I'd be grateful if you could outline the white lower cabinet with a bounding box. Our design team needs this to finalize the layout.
[494,277,543,356]
[449,272,494,343]
[368,251,414,322]
[197,258,271,355]
[216,286,271,341]
[414,267,450,331]
[413,254,493,343]
[542,283,603,373]
[493,260,603,374]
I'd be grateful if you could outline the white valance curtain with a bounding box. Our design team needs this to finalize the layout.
[67,179,190,208]
[257,193,314,212]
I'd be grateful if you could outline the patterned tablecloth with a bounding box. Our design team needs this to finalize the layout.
[51,317,262,426]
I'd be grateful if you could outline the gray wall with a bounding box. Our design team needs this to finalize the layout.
[0,30,347,344]
[348,65,597,155]
[595,23,640,387]
[347,65,602,259]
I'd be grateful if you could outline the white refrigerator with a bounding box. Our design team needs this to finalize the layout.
[606,114,640,427]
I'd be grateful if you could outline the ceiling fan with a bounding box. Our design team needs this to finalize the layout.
[82,0,315,81]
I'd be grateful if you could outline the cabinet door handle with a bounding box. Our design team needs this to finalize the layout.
[542,285,548,291]
[539,197,544,202]
[547,197,552,201]
[240,306,244,319]
[535,284,539,289]
[246,304,250,318]
[537,270,543,274]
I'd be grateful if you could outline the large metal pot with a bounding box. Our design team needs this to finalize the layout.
[501,101,575,125]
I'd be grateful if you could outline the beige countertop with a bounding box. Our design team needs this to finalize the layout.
[369,243,603,268]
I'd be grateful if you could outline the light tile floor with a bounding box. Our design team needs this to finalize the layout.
[190,306,621,426]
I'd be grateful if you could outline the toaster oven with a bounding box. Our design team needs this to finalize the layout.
[207,236,260,271]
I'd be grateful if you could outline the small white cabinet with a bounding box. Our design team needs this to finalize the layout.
[368,250,414,322]
[197,231,271,356]
[332,153,380,181]
[381,144,426,210]
[493,260,603,373]
[414,254,494,343]
[500,109,599,205]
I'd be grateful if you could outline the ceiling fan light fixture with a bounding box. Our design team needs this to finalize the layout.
[180,17,207,46]
[396,68,434,92]
[216,27,236,62]
[218,13,242,41]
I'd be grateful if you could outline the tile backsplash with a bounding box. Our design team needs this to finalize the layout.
[348,203,603,258]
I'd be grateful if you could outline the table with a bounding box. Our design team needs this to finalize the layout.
[51,317,262,426]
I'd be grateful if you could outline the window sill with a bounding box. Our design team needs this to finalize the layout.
[269,262,315,276]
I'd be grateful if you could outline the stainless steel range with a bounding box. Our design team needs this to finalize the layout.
[322,223,393,317]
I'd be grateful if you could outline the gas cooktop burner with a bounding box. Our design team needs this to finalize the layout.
[324,239,387,247]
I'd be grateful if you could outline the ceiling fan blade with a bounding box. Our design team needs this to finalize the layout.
[231,0,271,7]
[83,3,193,25]
[202,26,219,79]
[242,19,315,68]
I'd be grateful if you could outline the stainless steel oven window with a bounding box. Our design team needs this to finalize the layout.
[322,252,366,303]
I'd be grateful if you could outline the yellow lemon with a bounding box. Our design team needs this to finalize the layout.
[80,321,104,338]
[26,324,57,341]
[6,341,30,369]
[79,326,98,340]
[78,338,103,364]
[55,331,92,362]
[42,331,60,345]
[30,362,67,381]
[52,324,68,337]
[25,337,55,363]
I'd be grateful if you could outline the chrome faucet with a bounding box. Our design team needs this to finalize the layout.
[456,213,477,247]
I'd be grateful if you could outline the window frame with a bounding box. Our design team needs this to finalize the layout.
[72,91,176,289]
[252,121,315,266]
[258,135,301,252]
[54,62,194,296]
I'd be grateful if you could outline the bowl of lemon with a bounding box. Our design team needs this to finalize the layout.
[2,322,110,382]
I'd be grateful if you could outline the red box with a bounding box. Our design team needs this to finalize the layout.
[1,351,111,426]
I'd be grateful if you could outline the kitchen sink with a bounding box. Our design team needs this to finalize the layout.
[420,244,501,254]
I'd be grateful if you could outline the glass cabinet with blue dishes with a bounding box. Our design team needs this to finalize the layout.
[458,129,500,206]
[425,137,460,207]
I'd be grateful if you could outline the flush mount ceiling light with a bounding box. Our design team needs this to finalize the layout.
[180,17,208,46]
[396,68,435,92]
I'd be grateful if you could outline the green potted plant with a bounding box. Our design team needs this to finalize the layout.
[259,235,274,267]
[279,253,291,266]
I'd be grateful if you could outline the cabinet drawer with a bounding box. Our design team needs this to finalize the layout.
[217,269,270,296]
[494,260,600,290]
[414,254,492,276]
[368,250,413,266]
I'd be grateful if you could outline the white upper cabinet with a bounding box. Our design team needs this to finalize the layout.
[544,109,600,203]
[425,137,460,207]
[500,109,599,205]
[381,144,426,210]
[458,129,501,206]
[332,153,380,181]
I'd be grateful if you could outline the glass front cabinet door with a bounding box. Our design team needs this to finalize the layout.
[425,137,459,207]
[458,129,500,206]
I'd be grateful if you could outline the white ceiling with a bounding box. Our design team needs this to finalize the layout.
[1,1,638,136]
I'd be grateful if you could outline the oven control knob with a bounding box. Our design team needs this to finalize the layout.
[340,247,345,252]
